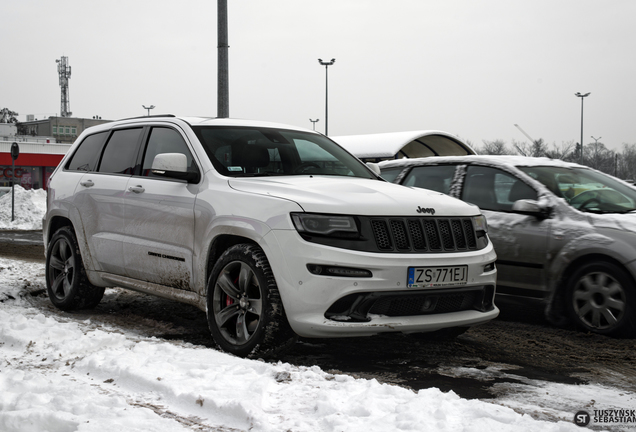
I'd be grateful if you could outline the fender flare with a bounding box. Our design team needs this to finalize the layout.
[545,232,636,322]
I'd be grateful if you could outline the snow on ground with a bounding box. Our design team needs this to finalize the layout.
[1,190,634,431]
[0,259,591,432]
[0,186,46,230]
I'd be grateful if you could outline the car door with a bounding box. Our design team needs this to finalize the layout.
[73,127,144,275]
[460,165,550,297]
[122,126,199,290]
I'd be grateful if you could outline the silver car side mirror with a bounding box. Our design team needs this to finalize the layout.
[512,199,550,219]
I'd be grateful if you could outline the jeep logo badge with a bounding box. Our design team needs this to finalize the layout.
[416,206,435,215]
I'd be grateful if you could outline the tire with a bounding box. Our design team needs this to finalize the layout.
[566,261,636,337]
[45,226,105,311]
[206,244,297,358]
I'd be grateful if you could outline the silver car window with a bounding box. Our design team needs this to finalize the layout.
[462,166,537,212]
[402,165,457,195]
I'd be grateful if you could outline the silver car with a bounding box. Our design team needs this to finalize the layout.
[380,155,636,337]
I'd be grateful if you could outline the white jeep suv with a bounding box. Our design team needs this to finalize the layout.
[43,116,498,357]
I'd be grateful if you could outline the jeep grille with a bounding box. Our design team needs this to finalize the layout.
[371,217,477,252]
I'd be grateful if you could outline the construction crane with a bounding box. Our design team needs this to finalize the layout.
[513,123,537,156]
[56,56,72,117]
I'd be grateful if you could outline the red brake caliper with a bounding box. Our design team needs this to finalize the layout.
[225,276,239,307]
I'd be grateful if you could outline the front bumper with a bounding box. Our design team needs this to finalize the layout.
[262,229,499,338]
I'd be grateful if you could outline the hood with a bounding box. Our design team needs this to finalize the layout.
[228,176,479,217]
[588,211,636,234]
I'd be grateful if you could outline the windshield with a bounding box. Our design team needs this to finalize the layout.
[518,165,636,214]
[192,126,375,179]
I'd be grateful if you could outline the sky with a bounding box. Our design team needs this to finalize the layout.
[4,0,636,151]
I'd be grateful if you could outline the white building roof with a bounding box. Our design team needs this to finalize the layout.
[331,130,475,161]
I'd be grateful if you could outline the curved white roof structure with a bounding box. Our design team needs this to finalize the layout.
[331,130,475,162]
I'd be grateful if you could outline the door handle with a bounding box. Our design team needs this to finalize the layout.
[79,180,94,188]
[128,185,145,194]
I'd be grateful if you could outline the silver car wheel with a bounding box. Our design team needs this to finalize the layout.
[572,271,626,331]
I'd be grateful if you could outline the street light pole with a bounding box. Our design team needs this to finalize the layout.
[318,58,335,135]
[217,0,229,118]
[309,119,319,131]
[575,92,590,164]
[142,105,155,116]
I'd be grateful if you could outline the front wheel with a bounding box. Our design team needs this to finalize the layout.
[45,226,105,311]
[566,261,635,337]
[206,244,297,358]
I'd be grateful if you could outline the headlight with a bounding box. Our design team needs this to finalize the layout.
[291,213,359,236]
[473,214,488,234]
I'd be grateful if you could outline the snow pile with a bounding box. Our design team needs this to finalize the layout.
[0,258,586,432]
[0,186,47,230]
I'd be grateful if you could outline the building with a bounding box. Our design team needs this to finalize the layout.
[0,116,111,190]
[19,115,110,144]
[0,140,70,191]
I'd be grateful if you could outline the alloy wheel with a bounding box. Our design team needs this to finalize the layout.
[212,261,264,346]
[48,237,77,301]
[572,271,626,331]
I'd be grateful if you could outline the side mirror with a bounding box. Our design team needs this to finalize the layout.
[366,162,381,176]
[151,153,200,183]
[512,199,550,219]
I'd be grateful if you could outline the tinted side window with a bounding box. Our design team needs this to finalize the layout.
[66,132,108,171]
[462,165,537,211]
[98,128,143,174]
[402,165,457,194]
[379,167,403,183]
[141,127,198,177]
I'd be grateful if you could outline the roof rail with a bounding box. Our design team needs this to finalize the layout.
[117,114,176,121]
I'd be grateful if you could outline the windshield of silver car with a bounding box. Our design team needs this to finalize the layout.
[518,165,636,214]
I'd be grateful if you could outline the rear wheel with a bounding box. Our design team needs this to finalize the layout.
[566,261,635,336]
[207,244,297,358]
[45,226,105,311]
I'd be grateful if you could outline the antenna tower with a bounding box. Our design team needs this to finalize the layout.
[56,56,72,117]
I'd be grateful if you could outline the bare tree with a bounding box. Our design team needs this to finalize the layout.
[619,143,636,181]
[0,108,19,123]
[545,140,576,161]
[479,139,510,155]
[513,138,549,157]
[585,141,614,173]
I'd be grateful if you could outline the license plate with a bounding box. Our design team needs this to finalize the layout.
[407,266,468,288]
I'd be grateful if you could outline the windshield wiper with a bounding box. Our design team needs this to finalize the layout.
[238,172,283,177]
